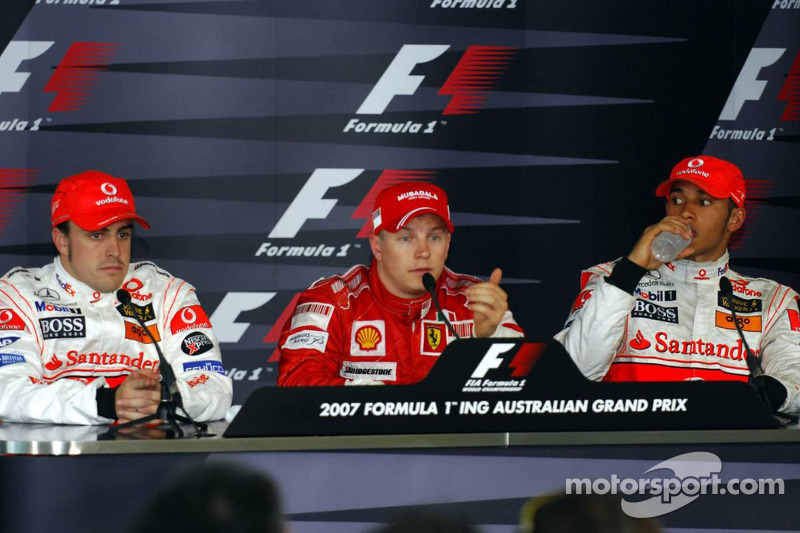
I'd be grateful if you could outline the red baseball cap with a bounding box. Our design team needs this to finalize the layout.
[655,155,746,208]
[51,170,151,231]
[371,181,454,234]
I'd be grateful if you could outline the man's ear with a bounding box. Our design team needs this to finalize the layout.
[727,207,746,233]
[369,234,382,261]
[52,226,69,256]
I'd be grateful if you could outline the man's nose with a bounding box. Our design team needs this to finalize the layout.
[106,238,121,257]
[415,239,431,258]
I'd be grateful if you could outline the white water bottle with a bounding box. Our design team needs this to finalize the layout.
[651,226,692,263]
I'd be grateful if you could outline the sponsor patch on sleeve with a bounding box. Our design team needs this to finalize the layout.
[182,360,225,374]
[290,302,334,330]
[788,308,800,332]
[0,353,25,368]
[181,332,214,356]
[0,309,26,331]
[170,305,212,334]
[282,330,329,352]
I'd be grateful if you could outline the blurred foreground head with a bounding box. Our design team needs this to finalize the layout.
[519,493,661,533]
[130,462,284,533]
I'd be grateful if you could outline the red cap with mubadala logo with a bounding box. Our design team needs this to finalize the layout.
[654,156,746,208]
[371,181,454,234]
[51,170,150,231]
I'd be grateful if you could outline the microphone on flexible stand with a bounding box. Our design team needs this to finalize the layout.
[113,289,208,437]
[422,273,459,339]
[719,277,797,424]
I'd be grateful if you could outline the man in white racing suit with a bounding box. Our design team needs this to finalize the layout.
[0,170,232,425]
[556,156,800,416]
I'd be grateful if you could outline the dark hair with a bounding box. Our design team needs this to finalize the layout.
[55,221,70,235]
[129,462,283,533]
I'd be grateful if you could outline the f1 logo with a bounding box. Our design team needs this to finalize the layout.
[719,48,785,121]
[268,169,363,238]
[471,343,515,378]
[358,45,450,115]
[0,41,54,96]
[357,44,517,116]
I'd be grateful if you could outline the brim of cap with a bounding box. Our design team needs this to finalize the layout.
[654,176,732,202]
[383,207,454,233]
[69,212,151,231]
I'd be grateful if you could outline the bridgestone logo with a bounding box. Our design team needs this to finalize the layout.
[343,366,392,376]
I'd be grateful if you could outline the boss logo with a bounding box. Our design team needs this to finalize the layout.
[39,316,86,339]
[632,300,679,324]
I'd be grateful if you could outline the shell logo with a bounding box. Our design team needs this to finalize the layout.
[355,325,382,350]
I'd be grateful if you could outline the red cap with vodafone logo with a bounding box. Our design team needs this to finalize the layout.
[371,181,454,234]
[51,170,150,231]
[655,155,746,208]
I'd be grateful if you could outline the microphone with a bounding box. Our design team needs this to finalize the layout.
[720,277,798,423]
[116,289,181,404]
[422,273,459,339]
[719,277,762,379]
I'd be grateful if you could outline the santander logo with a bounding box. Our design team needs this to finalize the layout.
[629,330,651,351]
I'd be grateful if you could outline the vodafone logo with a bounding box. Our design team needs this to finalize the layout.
[182,307,197,324]
[170,305,212,334]
[101,182,117,195]
[122,278,152,301]
[0,310,15,324]
[124,279,143,291]
[0,309,25,331]
[687,158,704,168]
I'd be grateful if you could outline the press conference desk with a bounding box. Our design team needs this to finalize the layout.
[2,422,800,533]
[2,420,800,455]
[4,338,800,533]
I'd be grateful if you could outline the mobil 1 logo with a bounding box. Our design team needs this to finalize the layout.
[40,316,86,339]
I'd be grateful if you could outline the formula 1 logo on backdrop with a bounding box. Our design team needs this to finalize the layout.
[0,40,119,132]
[712,47,800,142]
[257,168,439,257]
[345,44,517,135]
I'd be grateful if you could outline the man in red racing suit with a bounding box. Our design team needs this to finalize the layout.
[0,171,232,425]
[278,181,523,386]
[555,156,800,416]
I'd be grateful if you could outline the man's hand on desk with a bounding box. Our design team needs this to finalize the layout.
[115,370,162,424]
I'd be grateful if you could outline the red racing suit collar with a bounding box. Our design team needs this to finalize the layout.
[368,259,434,321]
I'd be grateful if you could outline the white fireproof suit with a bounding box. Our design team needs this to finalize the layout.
[0,258,232,424]
[555,252,800,414]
